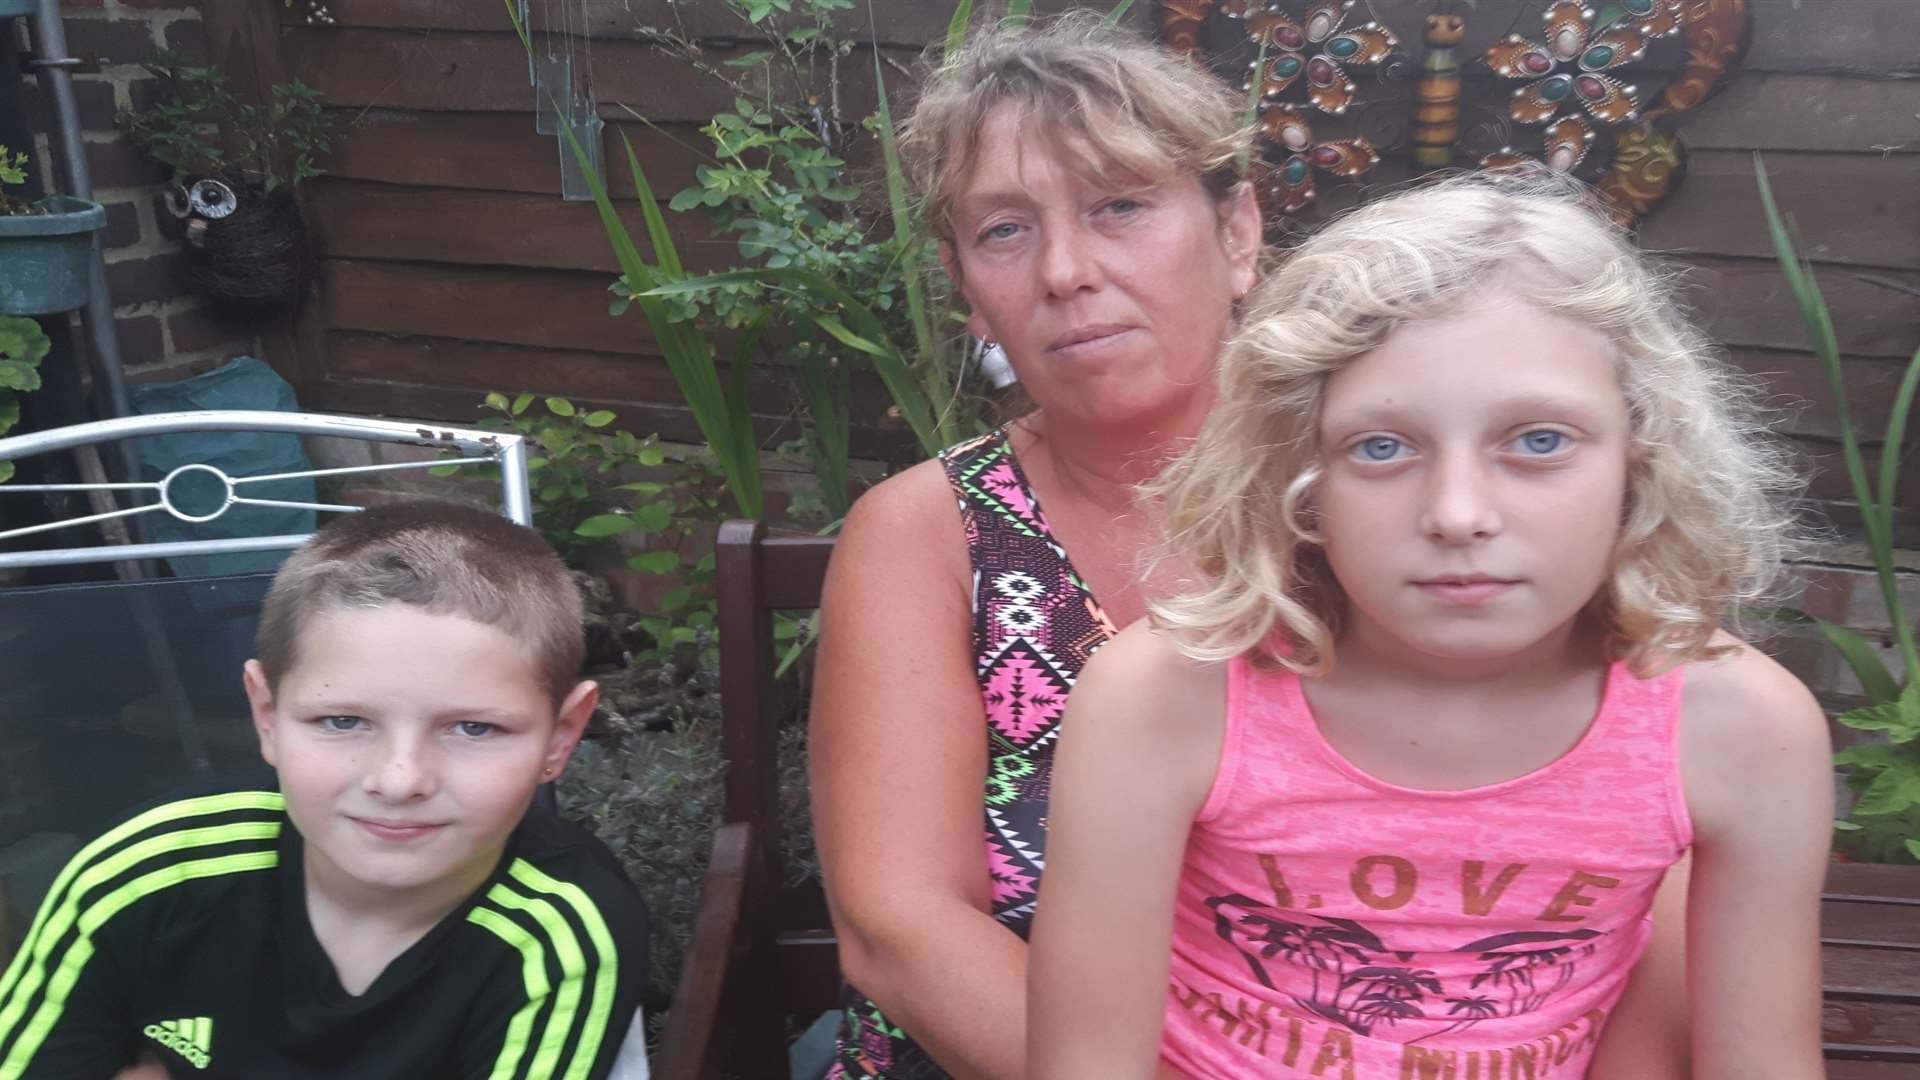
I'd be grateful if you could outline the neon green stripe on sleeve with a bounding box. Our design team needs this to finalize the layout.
[0,816,282,1052]
[0,849,278,1075]
[0,791,282,1009]
[467,905,552,1080]
[485,882,587,1080]
[506,860,621,1080]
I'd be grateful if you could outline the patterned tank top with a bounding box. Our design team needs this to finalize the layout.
[829,427,1118,1079]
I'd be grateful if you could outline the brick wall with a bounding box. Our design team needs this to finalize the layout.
[18,0,258,381]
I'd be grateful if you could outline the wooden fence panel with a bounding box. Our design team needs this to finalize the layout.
[264,0,1918,511]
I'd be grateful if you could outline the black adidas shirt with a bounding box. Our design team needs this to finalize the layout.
[0,786,650,1079]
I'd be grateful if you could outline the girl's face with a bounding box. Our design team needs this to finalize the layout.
[1313,294,1631,672]
[944,107,1261,435]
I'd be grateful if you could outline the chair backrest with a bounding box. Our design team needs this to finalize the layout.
[658,519,836,1080]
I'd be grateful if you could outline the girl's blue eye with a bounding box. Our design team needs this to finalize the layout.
[320,715,364,733]
[1518,430,1566,455]
[455,721,497,738]
[1356,436,1403,461]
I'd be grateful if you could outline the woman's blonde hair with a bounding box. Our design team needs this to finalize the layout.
[1150,170,1803,677]
[897,12,1251,244]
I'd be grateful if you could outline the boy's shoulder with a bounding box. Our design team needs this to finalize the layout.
[464,798,650,956]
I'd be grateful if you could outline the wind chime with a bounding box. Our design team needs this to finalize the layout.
[1157,0,1753,227]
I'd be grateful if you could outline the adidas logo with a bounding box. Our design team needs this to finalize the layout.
[142,1016,213,1070]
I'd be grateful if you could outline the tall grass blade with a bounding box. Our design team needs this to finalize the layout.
[1239,40,1268,178]
[1818,620,1902,706]
[944,0,976,58]
[798,350,853,517]
[1005,0,1031,30]
[1102,0,1138,27]
[873,50,944,441]
[1756,152,1917,678]
[505,0,762,518]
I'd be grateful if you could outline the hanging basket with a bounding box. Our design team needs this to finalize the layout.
[175,174,315,317]
[0,196,106,316]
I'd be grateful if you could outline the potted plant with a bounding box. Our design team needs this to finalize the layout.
[120,49,331,316]
[0,145,106,316]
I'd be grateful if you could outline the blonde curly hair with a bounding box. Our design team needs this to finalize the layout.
[1150,170,1803,677]
[897,12,1251,245]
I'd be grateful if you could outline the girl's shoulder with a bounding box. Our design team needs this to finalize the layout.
[1678,633,1824,744]
[1075,621,1230,740]
[1677,634,1831,836]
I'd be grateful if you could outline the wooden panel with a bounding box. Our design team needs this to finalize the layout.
[298,0,1119,43]
[1727,348,1916,444]
[295,0,1920,74]
[1831,862,1920,901]
[1642,152,1920,272]
[286,26,907,120]
[1682,75,1920,153]
[1684,257,1920,359]
[323,110,707,196]
[1826,940,1920,995]
[306,178,728,275]
[324,331,895,423]
[322,258,662,354]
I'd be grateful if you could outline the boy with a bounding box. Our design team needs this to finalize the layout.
[0,502,650,1079]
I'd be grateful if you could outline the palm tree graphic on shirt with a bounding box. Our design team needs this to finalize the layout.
[1206,893,1604,1040]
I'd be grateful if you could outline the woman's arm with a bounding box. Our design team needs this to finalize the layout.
[1028,624,1225,1080]
[1588,854,1691,1080]
[1680,646,1833,1079]
[810,462,1028,1080]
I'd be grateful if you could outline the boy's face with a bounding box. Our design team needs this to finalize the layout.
[243,605,595,909]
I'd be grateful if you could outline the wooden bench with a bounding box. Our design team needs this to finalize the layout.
[658,520,1920,1078]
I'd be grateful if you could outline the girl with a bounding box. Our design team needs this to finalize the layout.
[1028,172,1833,1079]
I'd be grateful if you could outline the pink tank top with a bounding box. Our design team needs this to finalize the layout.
[1160,658,1690,1079]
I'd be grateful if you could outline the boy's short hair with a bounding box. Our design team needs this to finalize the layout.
[256,501,585,705]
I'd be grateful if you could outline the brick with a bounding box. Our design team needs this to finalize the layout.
[70,79,120,133]
[60,17,160,68]
[105,250,193,307]
[101,199,142,249]
[113,312,165,366]
[86,138,170,189]
[166,303,246,355]
[161,18,208,64]
[1789,562,1920,637]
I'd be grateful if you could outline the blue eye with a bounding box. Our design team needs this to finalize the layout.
[1103,197,1143,216]
[980,221,1020,242]
[1355,436,1404,461]
[455,721,497,738]
[319,715,364,733]
[1517,430,1566,455]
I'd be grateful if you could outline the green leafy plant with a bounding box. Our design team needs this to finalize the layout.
[120,49,330,191]
[0,145,35,216]
[0,316,51,481]
[1758,154,1920,864]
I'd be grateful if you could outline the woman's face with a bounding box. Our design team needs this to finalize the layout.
[945,107,1260,435]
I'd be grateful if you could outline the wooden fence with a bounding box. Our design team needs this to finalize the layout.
[215,0,1918,507]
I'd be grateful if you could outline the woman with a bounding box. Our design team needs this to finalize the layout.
[810,15,1689,1079]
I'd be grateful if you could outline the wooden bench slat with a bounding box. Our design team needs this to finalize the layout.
[1828,862,1920,901]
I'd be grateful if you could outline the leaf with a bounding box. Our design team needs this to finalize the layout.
[1850,766,1920,818]
[582,410,617,428]
[0,361,41,392]
[1835,681,1920,742]
[668,187,707,212]
[1907,838,1920,861]
[722,50,776,68]
[1815,620,1901,706]
[944,0,976,58]
[632,502,672,531]
[1834,742,1918,771]
[629,550,681,574]
[484,391,509,411]
[1102,0,1137,27]
[545,397,576,417]
[575,514,639,538]
[1005,0,1031,30]
[512,392,535,415]
[1833,819,1863,832]
[428,464,462,477]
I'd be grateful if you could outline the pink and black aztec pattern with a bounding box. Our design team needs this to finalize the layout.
[831,427,1117,1079]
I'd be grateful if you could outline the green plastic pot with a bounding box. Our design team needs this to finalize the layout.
[0,196,106,315]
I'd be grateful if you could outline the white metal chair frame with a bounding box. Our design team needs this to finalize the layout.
[0,410,533,570]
